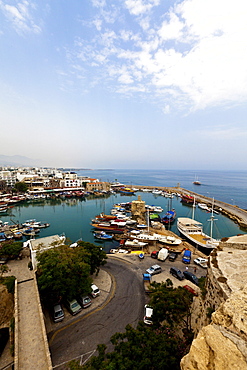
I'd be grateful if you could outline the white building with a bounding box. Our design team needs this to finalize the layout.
[23,234,66,270]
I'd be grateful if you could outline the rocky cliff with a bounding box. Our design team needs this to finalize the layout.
[181,238,247,369]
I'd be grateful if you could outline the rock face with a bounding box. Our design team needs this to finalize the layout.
[181,324,247,370]
[181,243,247,369]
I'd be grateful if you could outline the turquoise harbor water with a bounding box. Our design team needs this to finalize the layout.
[1,170,246,252]
[1,190,245,253]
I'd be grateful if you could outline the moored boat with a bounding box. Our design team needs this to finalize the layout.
[161,209,176,225]
[93,231,114,240]
[181,194,195,204]
[91,221,126,233]
[177,217,219,249]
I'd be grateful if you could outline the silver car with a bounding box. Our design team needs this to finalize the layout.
[146,264,162,276]
[53,304,64,323]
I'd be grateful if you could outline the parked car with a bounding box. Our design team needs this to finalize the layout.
[146,264,162,276]
[65,298,82,315]
[91,284,100,298]
[53,304,64,323]
[183,271,199,286]
[182,249,191,264]
[78,295,92,308]
[168,252,177,262]
[151,251,158,259]
[170,267,184,280]
[194,257,208,268]
[143,304,153,325]
[183,285,198,296]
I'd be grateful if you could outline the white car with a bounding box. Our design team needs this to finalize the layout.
[144,305,153,325]
[146,264,162,276]
[194,257,208,268]
[91,284,100,298]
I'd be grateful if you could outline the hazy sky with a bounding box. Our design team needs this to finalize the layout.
[1,0,247,170]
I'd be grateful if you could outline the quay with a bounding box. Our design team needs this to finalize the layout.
[134,185,247,230]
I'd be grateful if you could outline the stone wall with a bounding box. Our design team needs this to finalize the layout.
[181,244,247,369]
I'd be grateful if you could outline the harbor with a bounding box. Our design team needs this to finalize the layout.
[0,186,246,258]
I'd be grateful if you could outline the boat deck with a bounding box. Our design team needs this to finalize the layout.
[189,233,210,245]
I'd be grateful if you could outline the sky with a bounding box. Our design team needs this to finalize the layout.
[1,0,247,170]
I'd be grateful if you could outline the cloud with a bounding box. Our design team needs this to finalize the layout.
[125,0,160,16]
[62,0,247,113]
[0,0,41,34]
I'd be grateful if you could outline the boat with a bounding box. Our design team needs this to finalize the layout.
[118,187,136,195]
[133,233,160,242]
[21,227,40,236]
[93,231,114,240]
[152,234,182,246]
[152,189,162,195]
[91,221,126,233]
[198,203,210,211]
[181,194,195,205]
[109,248,128,254]
[177,217,219,249]
[193,176,201,185]
[0,206,8,213]
[124,239,148,248]
[161,209,176,225]
[22,220,50,229]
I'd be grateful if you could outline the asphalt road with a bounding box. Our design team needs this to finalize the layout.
[49,258,146,368]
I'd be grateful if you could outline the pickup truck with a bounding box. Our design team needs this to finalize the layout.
[143,273,152,294]
[182,249,191,264]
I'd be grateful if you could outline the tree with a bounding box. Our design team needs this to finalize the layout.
[70,323,186,370]
[0,241,23,259]
[77,241,107,275]
[36,242,107,302]
[149,280,193,332]
[14,181,28,193]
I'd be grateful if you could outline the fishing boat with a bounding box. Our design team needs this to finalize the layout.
[91,221,126,233]
[93,231,114,240]
[161,209,176,225]
[181,194,195,204]
[118,187,136,195]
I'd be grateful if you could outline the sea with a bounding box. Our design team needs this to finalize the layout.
[1,169,247,253]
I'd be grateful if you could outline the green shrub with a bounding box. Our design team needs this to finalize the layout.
[3,276,16,294]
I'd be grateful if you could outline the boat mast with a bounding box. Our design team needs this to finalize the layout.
[192,196,196,220]
[209,197,217,239]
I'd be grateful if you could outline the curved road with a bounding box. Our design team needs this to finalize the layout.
[49,258,146,367]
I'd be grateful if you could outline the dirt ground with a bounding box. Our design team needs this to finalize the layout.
[0,284,14,328]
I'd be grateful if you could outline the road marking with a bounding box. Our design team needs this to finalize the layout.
[49,269,116,346]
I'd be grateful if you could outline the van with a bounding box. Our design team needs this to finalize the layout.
[157,248,168,261]
[91,284,100,298]
[170,267,184,280]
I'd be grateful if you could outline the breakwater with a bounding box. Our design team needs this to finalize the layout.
[134,185,247,230]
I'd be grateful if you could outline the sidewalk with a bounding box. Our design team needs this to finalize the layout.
[5,257,52,370]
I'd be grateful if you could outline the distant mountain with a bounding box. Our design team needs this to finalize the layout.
[0,155,42,167]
